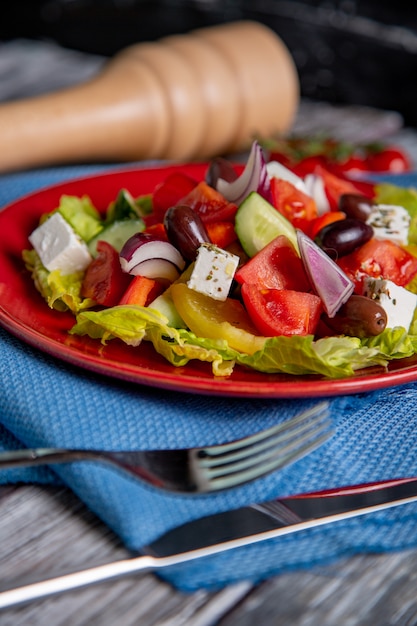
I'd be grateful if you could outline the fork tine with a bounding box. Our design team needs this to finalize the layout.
[198,404,330,469]
[193,402,332,491]
[202,418,332,478]
[200,402,330,458]
[204,430,332,491]
[197,402,330,471]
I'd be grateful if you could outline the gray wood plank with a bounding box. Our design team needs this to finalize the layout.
[0,486,251,625]
[2,485,417,625]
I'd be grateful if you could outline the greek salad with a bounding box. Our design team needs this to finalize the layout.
[23,140,417,379]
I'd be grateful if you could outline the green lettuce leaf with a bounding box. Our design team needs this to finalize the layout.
[149,327,236,376]
[68,303,417,379]
[53,195,103,242]
[22,249,94,313]
[70,305,172,345]
[70,306,237,376]
[236,334,386,377]
[361,326,417,358]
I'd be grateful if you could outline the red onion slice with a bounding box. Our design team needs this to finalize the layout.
[127,258,181,281]
[120,232,185,276]
[297,229,354,318]
[216,140,272,205]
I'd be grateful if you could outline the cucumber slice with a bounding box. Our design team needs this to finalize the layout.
[235,192,297,257]
[107,189,153,221]
[88,219,145,256]
[148,265,194,328]
[149,292,187,328]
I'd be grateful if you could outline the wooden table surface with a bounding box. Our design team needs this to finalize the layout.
[2,483,417,625]
[2,39,417,625]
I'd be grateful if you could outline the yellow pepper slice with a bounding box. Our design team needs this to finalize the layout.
[171,283,266,355]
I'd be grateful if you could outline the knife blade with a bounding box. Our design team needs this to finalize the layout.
[1,476,417,609]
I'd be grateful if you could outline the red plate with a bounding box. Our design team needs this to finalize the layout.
[1,163,417,398]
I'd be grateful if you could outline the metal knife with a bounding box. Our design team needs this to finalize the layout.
[1,476,417,609]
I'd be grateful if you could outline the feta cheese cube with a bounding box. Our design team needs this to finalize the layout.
[187,243,239,301]
[29,212,92,275]
[366,204,410,246]
[362,277,417,331]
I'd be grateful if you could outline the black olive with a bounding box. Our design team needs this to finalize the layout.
[315,218,374,258]
[164,205,210,261]
[338,193,375,221]
[322,294,387,338]
[205,157,238,188]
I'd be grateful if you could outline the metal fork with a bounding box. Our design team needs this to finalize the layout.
[0,402,331,494]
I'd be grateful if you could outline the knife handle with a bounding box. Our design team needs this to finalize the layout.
[0,554,157,609]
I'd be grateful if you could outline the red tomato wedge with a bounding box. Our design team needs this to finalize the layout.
[241,284,322,337]
[178,181,238,223]
[270,177,318,231]
[337,239,417,290]
[81,240,131,307]
[235,235,311,292]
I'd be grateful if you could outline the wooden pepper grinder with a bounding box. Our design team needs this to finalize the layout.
[0,21,299,172]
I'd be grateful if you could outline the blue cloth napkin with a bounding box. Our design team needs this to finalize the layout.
[2,164,417,592]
